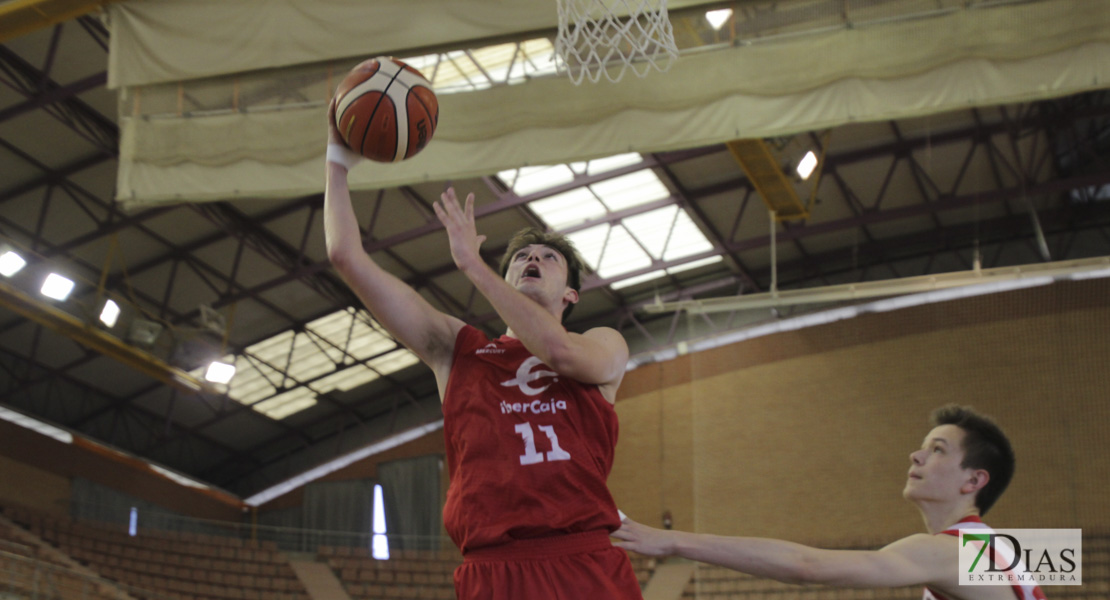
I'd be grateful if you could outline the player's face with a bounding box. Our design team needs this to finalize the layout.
[506,244,571,299]
[903,424,974,504]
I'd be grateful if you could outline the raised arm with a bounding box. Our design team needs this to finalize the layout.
[612,519,955,589]
[432,188,628,396]
[324,102,464,382]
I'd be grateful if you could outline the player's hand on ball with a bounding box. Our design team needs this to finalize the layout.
[327,97,343,145]
[326,96,362,171]
[434,187,486,273]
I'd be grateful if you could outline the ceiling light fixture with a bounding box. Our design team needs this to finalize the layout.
[796,150,818,180]
[99,299,121,328]
[0,249,26,277]
[204,360,237,384]
[706,8,733,30]
[40,273,75,300]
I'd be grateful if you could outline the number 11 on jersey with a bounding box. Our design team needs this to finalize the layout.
[514,422,572,465]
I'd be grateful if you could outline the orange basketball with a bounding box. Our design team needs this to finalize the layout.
[333,57,439,163]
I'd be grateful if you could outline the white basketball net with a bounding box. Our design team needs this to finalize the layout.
[555,0,679,85]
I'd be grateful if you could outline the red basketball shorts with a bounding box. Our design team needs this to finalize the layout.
[454,530,644,600]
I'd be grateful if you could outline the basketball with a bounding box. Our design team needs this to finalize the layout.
[333,57,439,163]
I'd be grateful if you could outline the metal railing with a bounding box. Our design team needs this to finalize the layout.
[49,503,454,556]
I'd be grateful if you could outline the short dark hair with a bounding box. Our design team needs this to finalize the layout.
[930,405,1015,516]
[498,227,585,321]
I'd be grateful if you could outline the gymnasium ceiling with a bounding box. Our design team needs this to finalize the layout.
[1,0,1109,501]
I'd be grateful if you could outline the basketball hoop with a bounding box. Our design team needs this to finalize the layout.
[555,0,679,84]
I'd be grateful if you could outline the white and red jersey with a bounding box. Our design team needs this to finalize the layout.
[441,326,623,554]
[924,516,1047,600]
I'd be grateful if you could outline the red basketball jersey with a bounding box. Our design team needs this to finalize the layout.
[442,326,623,554]
[924,516,1047,600]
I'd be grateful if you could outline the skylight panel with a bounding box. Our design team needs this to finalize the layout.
[624,206,715,263]
[247,330,295,365]
[396,53,438,77]
[229,355,281,403]
[368,350,421,375]
[668,255,723,274]
[286,339,338,382]
[424,38,559,91]
[400,38,558,94]
[528,188,606,229]
[253,389,317,420]
[420,50,478,90]
[303,329,349,364]
[662,210,715,261]
[516,39,558,78]
[188,308,423,420]
[586,153,643,175]
[346,331,398,362]
[498,165,577,196]
[567,225,653,281]
[574,206,720,290]
[470,43,521,84]
[442,51,492,91]
[231,376,277,404]
[420,54,466,90]
[590,171,670,211]
[595,226,654,279]
[609,256,723,290]
[307,308,356,339]
[610,269,668,290]
[505,51,529,84]
[623,206,680,255]
[565,225,611,268]
[312,365,380,394]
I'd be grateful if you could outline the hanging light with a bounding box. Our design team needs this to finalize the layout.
[796,150,818,180]
[40,273,75,300]
[0,249,27,277]
[705,8,733,31]
[99,299,121,327]
[204,360,237,384]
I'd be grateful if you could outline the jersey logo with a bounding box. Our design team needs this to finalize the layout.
[500,356,558,395]
[476,342,505,355]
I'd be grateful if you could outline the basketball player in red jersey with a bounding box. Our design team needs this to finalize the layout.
[324,105,643,599]
[613,405,1046,600]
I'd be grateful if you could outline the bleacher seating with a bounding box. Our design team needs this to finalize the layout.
[5,499,1106,600]
[2,504,306,600]
[1,515,132,600]
[320,545,461,600]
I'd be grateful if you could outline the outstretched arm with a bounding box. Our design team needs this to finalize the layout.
[432,188,627,392]
[323,101,464,380]
[612,519,955,589]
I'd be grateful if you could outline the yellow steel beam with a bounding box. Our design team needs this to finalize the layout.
[726,138,809,221]
[0,278,212,394]
[0,0,115,43]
